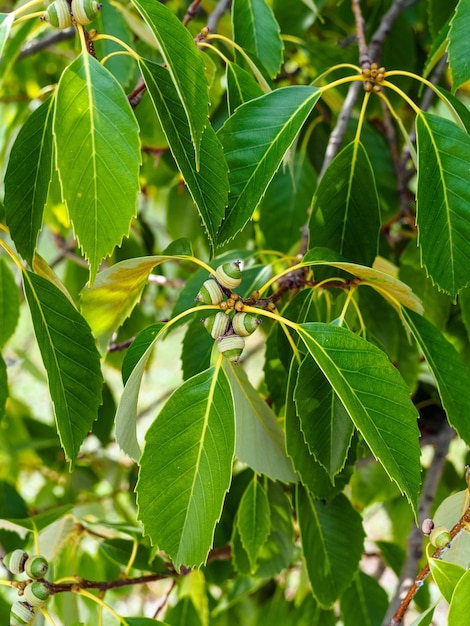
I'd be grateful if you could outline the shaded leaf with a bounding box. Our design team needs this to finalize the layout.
[0,13,14,58]
[448,0,470,92]
[0,504,74,533]
[23,271,103,466]
[140,59,228,249]
[297,487,364,607]
[236,478,271,571]
[0,355,7,421]
[4,97,54,265]
[137,366,235,568]
[122,323,166,385]
[224,361,298,483]
[54,54,140,281]
[226,61,264,114]
[217,86,320,243]
[416,112,470,296]
[402,308,470,446]
[0,258,20,347]
[340,571,388,626]
[297,323,421,516]
[131,0,208,166]
[181,318,213,381]
[232,0,283,78]
[309,141,380,266]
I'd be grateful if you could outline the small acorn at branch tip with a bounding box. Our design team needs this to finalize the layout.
[215,261,242,290]
[421,518,434,536]
[429,526,451,548]
[24,555,49,579]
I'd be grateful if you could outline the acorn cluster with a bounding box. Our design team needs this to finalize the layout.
[2,550,50,626]
[41,0,102,28]
[361,62,386,93]
[196,261,261,364]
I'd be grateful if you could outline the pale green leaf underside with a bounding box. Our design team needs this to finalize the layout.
[131,0,209,167]
[309,141,380,266]
[137,367,235,568]
[429,558,466,604]
[416,112,470,296]
[297,323,421,517]
[448,569,470,626]
[448,0,470,92]
[217,85,320,243]
[140,59,228,250]
[23,272,103,466]
[54,54,140,282]
[224,361,298,483]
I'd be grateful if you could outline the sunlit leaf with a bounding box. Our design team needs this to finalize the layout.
[448,0,470,92]
[4,97,54,265]
[415,112,470,296]
[0,355,7,421]
[23,271,103,466]
[429,559,466,603]
[54,53,140,281]
[226,61,264,114]
[137,366,235,568]
[297,323,421,516]
[0,13,14,58]
[448,568,470,626]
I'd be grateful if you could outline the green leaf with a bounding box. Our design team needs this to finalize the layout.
[224,361,298,483]
[340,571,388,626]
[448,568,470,626]
[54,53,140,282]
[402,308,470,446]
[448,0,470,92]
[115,323,167,461]
[415,112,470,296]
[125,619,170,626]
[0,504,74,533]
[297,323,421,517]
[165,597,202,626]
[309,142,380,266]
[23,271,103,466]
[297,487,365,607]
[181,319,213,381]
[295,355,354,478]
[226,61,264,114]
[236,478,271,572]
[130,0,209,167]
[139,59,228,250]
[409,606,436,626]
[100,539,167,574]
[232,0,284,78]
[4,97,54,265]
[0,258,20,347]
[0,13,14,59]
[137,366,235,568]
[217,86,320,243]
[0,354,7,421]
[429,558,466,603]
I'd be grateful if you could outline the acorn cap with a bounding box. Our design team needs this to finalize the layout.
[203,312,231,339]
[23,581,50,607]
[3,550,28,575]
[196,279,224,305]
[215,261,242,290]
[24,555,49,579]
[217,335,245,362]
[10,600,35,625]
[232,312,261,337]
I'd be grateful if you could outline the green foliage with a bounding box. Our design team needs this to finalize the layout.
[1,0,470,624]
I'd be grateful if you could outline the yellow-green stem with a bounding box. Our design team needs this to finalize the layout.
[12,11,44,25]
[354,89,371,143]
[313,63,361,86]
[92,33,140,61]
[12,0,44,17]
[377,90,418,167]
[381,79,422,116]
[123,537,139,577]
[77,589,126,624]
[257,261,307,296]
[40,606,58,626]
[0,238,25,273]
[198,41,231,65]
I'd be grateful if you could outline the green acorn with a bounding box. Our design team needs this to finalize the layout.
[23,581,50,607]
[41,0,72,28]
[10,600,35,626]
[215,261,242,290]
[202,312,231,339]
[217,334,245,363]
[196,279,224,305]
[232,312,261,337]
[24,555,49,579]
[71,0,102,24]
[3,550,28,575]
[429,526,451,548]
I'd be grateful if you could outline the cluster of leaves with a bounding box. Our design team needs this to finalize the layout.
[1,0,470,624]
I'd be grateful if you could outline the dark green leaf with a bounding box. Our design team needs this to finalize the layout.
[448,0,470,92]
[340,571,388,626]
[226,61,264,114]
[217,86,320,243]
[23,271,103,466]
[181,318,213,381]
[122,323,166,385]
[0,258,20,346]
[137,366,235,568]
[4,98,54,265]
[236,478,271,572]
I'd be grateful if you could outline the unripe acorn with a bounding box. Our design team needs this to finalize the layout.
[71,0,102,25]
[232,312,261,337]
[41,0,72,28]
[3,550,28,575]
[10,600,35,626]
[23,581,50,607]
[196,279,224,305]
[217,334,245,363]
[215,261,242,290]
[429,526,451,548]
[24,555,49,579]
[202,312,231,339]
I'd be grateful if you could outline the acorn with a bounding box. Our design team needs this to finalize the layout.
[196,279,224,305]
[429,526,451,548]
[232,312,261,337]
[71,0,102,25]
[202,312,231,339]
[41,0,72,28]
[10,600,35,626]
[23,581,50,607]
[24,555,49,579]
[3,550,28,575]
[217,335,245,363]
[215,261,242,290]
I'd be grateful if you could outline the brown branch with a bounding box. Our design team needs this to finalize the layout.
[183,0,202,26]
[206,0,232,34]
[351,0,370,68]
[18,28,76,60]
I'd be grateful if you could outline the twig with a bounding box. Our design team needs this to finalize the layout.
[206,0,232,34]
[18,28,76,59]
[351,0,370,68]
[183,0,202,26]
[381,424,456,626]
